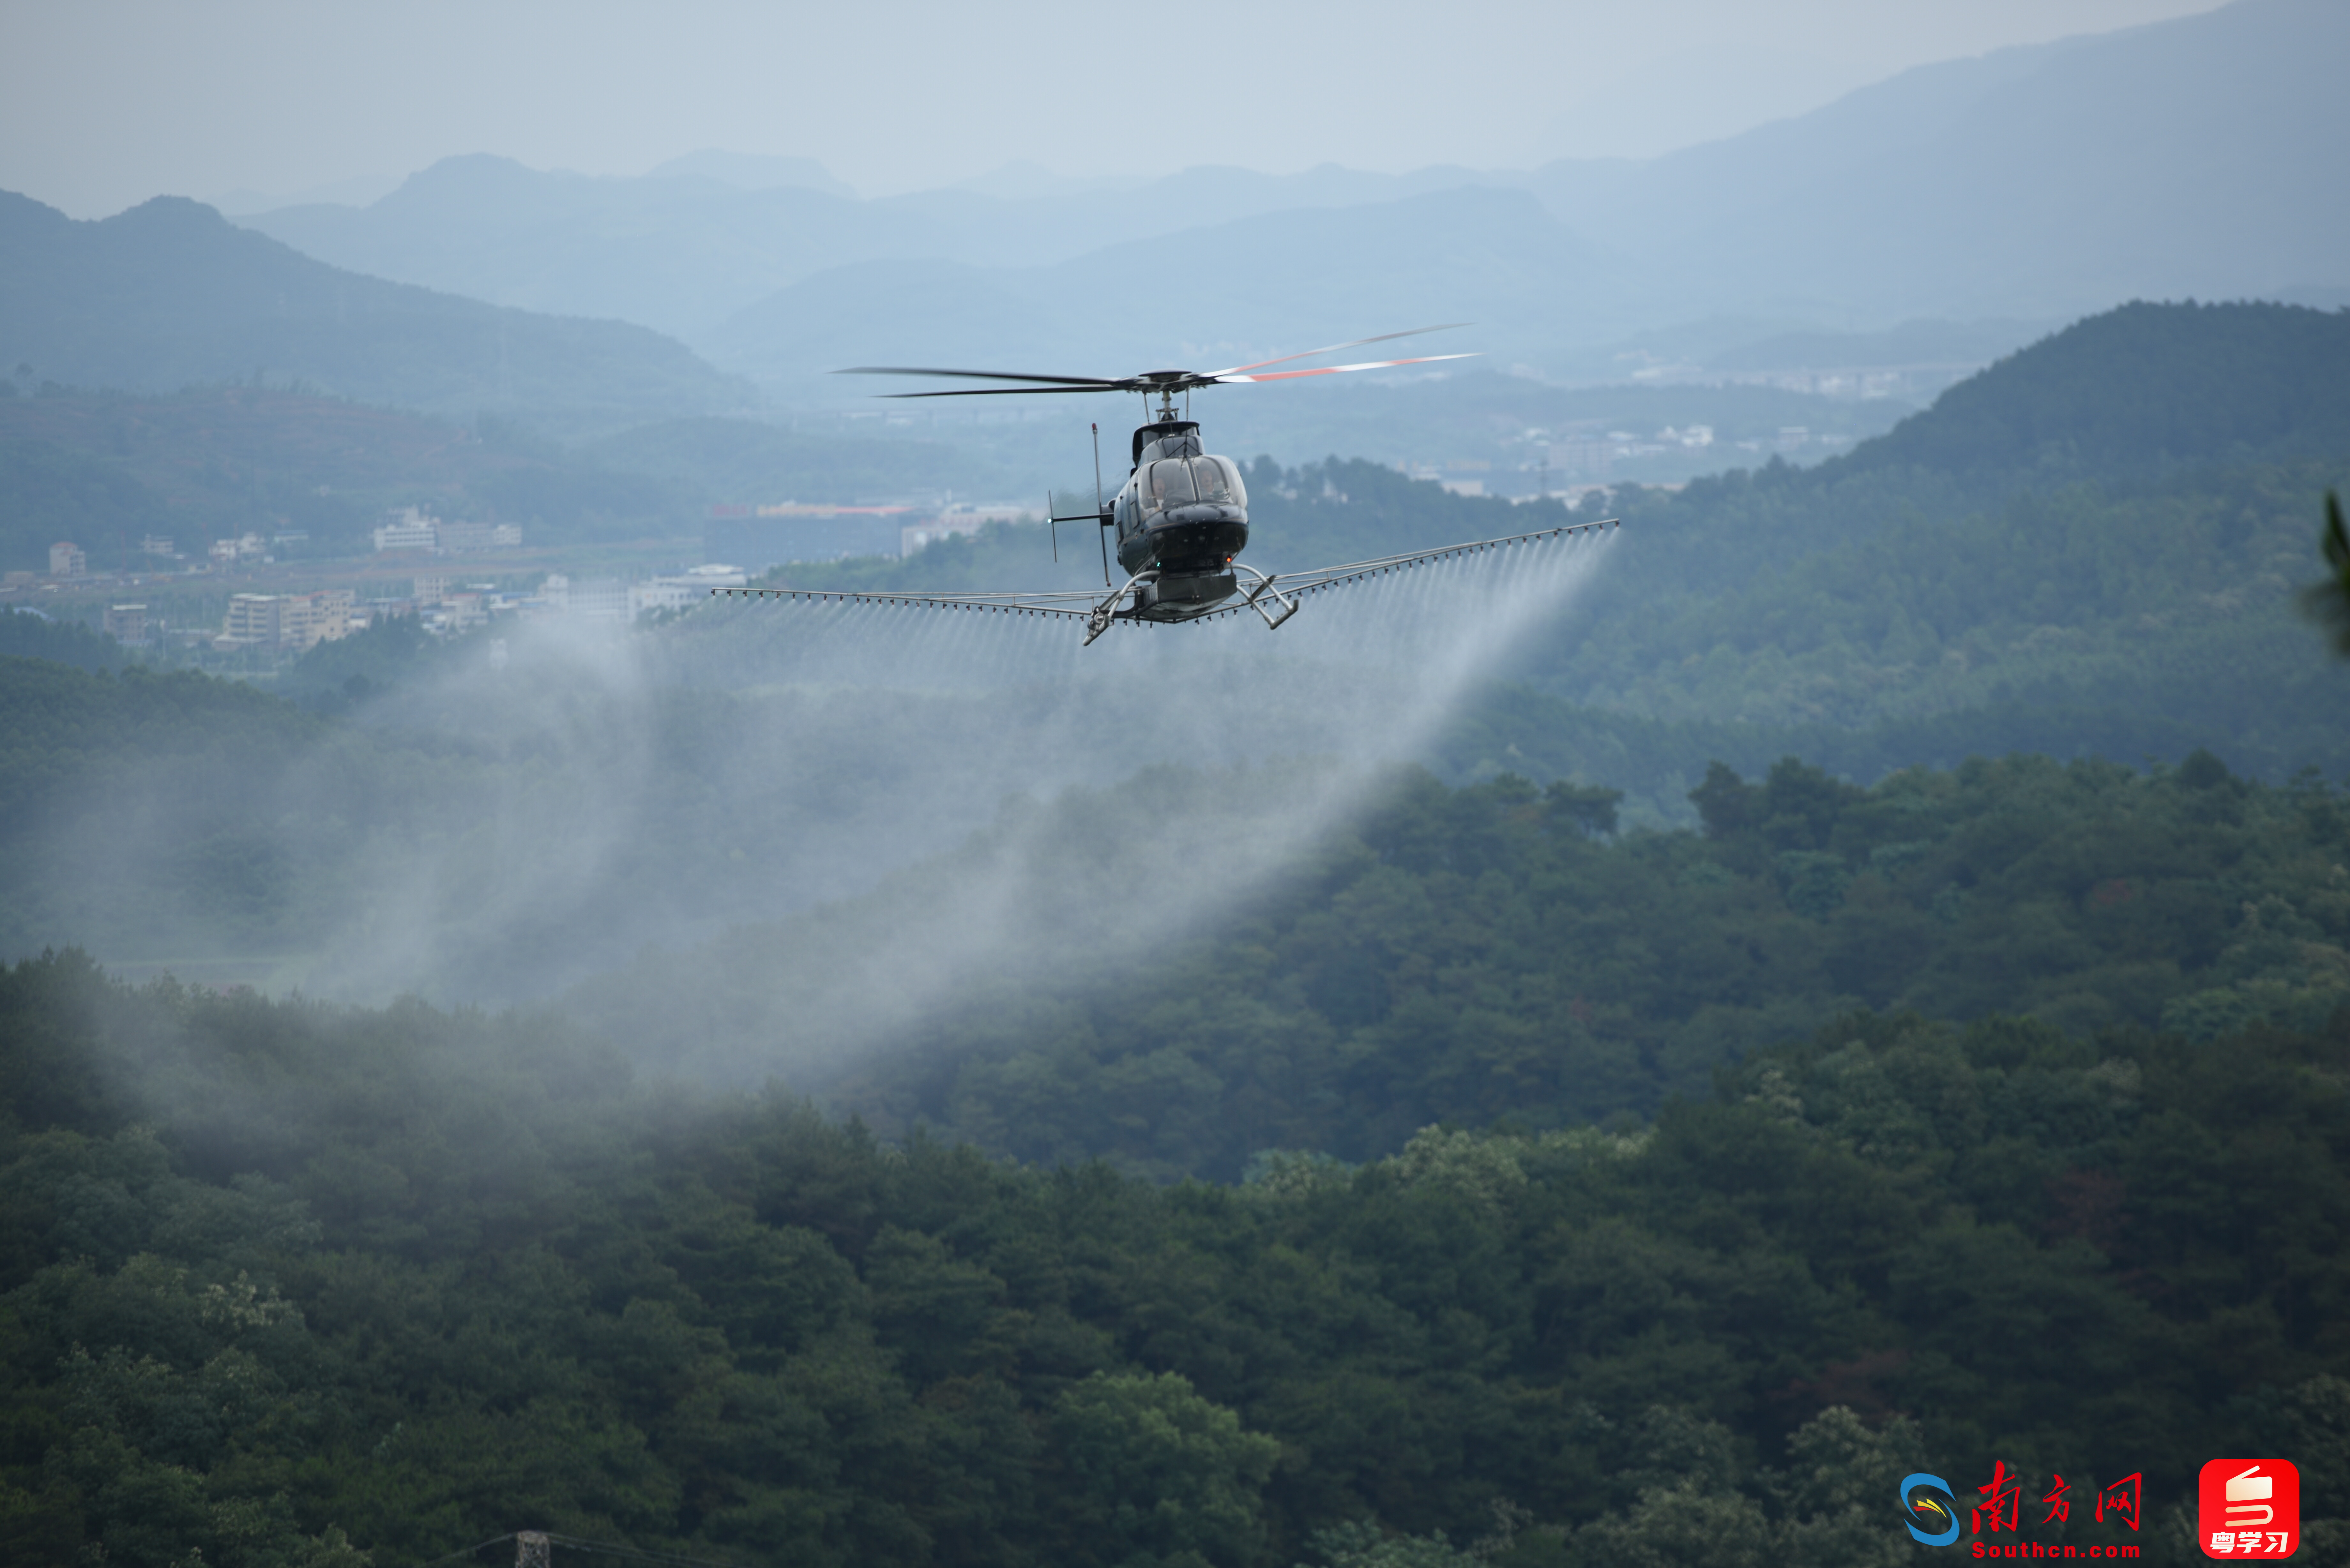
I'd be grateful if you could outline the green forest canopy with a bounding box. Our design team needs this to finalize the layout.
[579,748,2350,1180]
[1,949,2343,1567]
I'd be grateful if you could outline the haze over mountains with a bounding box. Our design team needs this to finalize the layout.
[1,0,2337,452]
[214,0,2345,403]
[0,192,751,427]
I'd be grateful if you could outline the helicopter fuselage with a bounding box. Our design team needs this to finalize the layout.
[1108,420,1250,620]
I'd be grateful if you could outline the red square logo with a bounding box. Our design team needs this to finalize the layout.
[2199,1459,2300,1558]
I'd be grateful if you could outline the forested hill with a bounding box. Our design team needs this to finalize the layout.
[1509,302,2350,799]
[3,948,2343,1566]
[0,608,131,673]
[575,750,2350,1180]
[1838,300,2350,488]
[0,191,752,429]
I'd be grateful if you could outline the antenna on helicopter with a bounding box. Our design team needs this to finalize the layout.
[1092,422,1110,587]
[1047,420,1120,584]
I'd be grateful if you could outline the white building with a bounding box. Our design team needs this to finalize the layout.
[565,577,630,621]
[373,507,440,553]
[434,592,488,632]
[630,563,747,617]
[48,541,86,577]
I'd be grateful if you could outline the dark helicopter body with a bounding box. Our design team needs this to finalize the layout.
[1112,420,1251,621]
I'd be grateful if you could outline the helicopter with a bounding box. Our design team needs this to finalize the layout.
[711,326,1619,644]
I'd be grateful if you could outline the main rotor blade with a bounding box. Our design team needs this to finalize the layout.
[877,384,1131,398]
[836,366,1131,388]
[1214,351,1479,384]
[1204,323,1468,380]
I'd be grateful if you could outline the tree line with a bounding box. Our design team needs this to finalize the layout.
[1,945,2342,1568]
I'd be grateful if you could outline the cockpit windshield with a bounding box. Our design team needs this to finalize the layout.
[1142,456,1247,515]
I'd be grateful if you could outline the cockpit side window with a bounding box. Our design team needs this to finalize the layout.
[1192,456,1246,507]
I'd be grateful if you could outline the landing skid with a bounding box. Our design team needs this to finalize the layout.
[1081,564,1299,645]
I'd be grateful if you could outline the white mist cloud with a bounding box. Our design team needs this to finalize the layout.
[546,528,1624,1086]
[62,523,1617,1113]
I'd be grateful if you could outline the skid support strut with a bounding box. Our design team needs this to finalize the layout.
[1084,569,1159,645]
[1233,563,1299,630]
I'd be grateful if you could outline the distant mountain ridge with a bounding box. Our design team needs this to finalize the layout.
[0,191,753,431]
[703,186,1595,390]
[225,0,2346,395]
[242,154,1515,342]
[1552,0,2349,321]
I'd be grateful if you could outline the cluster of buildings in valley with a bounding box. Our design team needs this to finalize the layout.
[24,500,1043,659]
[203,563,754,655]
[533,564,748,622]
[23,507,524,586]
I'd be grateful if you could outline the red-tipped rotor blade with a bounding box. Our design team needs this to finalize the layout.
[1214,351,1478,384]
[1204,324,1468,380]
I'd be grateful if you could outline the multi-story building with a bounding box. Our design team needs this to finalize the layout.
[630,564,747,617]
[373,507,440,553]
[285,589,355,649]
[565,578,630,620]
[213,589,356,653]
[49,541,86,577]
[217,593,284,650]
[434,592,488,632]
[103,604,148,644]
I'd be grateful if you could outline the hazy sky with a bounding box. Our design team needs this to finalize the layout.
[4,0,2227,218]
